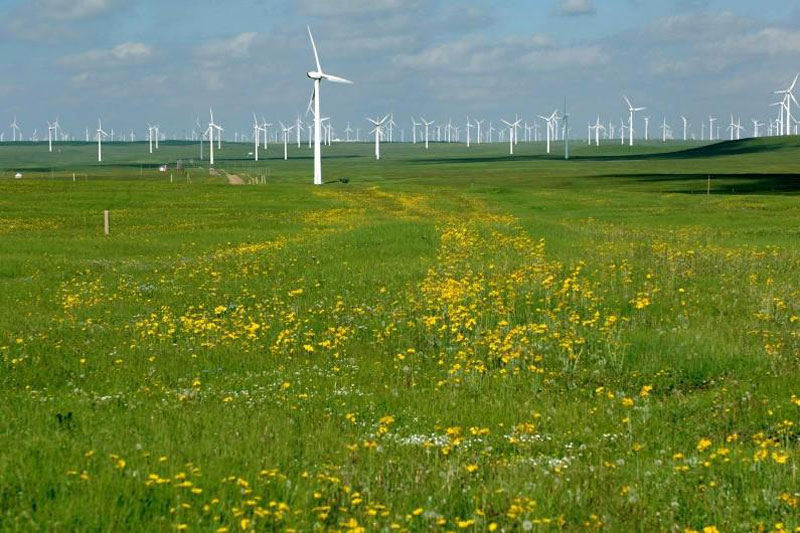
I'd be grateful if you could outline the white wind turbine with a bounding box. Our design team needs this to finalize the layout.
[752,119,764,138]
[368,114,390,160]
[47,120,56,152]
[537,111,557,153]
[774,74,799,136]
[660,117,670,142]
[147,123,156,154]
[306,26,353,186]
[501,118,522,155]
[96,119,108,162]
[279,121,295,161]
[10,117,21,142]
[623,96,646,147]
[593,115,605,146]
[421,118,433,149]
[475,119,484,144]
[207,108,223,165]
[708,116,716,141]
[253,113,266,161]
[345,122,353,142]
[295,115,304,148]
[410,117,420,144]
[466,117,473,147]
[681,115,689,141]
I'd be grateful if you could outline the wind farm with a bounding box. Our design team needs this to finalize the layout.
[1,2,800,532]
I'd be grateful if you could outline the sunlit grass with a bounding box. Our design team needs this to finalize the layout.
[0,138,798,531]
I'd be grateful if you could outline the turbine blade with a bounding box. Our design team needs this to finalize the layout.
[322,73,354,84]
[307,26,322,73]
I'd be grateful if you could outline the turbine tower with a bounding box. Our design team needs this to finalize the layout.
[306,26,353,186]
[96,119,108,162]
[624,96,646,147]
[368,114,390,160]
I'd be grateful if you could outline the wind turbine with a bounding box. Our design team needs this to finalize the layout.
[208,108,223,165]
[466,117,472,147]
[475,119,484,144]
[96,119,108,162]
[147,123,156,154]
[47,120,56,152]
[708,116,716,141]
[410,117,420,144]
[279,121,295,161]
[253,113,265,161]
[10,117,21,142]
[774,74,799,136]
[752,119,764,138]
[593,115,605,146]
[501,118,522,155]
[367,114,390,160]
[623,96,646,147]
[681,115,688,141]
[537,111,557,153]
[306,26,353,186]
[421,118,433,149]
[345,122,353,142]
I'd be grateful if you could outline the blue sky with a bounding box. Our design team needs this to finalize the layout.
[1,0,799,139]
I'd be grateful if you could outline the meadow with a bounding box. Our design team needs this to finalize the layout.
[0,138,798,532]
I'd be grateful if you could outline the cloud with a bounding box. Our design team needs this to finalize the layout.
[34,0,119,20]
[394,34,608,74]
[551,0,596,17]
[5,0,120,39]
[196,32,258,61]
[296,0,419,17]
[60,42,156,69]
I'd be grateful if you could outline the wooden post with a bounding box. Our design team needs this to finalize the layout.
[104,210,110,236]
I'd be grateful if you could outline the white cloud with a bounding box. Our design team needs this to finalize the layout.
[551,0,596,17]
[394,34,607,74]
[296,0,419,16]
[60,42,156,68]
[5,0,120,39]
[35,0,119,20]
[196,32,258,61]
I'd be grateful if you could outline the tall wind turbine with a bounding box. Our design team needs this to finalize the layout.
[624,96,646,147]
[421,118,433,149]
[306,26,353,186]
[279,121,295,161]
[10,117,21,142]
[752,119,764,138]
[774,74,799,136]
[593,115,605,146]
[96,119,108,162]
[208,108,223,166]
[681,115,688,142]
[253,113,266,161]
[708,116,716,141]
[367,114,390,160]
[501,118,522,155]
[537,111,557,153]
[47,120,56,152]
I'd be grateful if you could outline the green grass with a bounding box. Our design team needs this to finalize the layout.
[0,138,798,532]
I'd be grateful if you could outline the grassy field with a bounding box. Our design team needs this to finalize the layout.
[0,138,798,532]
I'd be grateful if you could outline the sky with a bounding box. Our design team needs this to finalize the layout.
[1,0,799,139]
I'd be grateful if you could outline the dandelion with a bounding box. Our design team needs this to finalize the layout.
[696,438,712,452]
